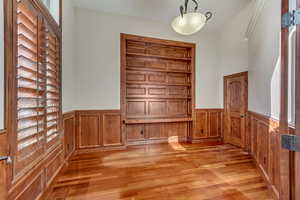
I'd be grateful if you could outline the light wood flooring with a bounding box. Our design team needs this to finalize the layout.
[47,143,273,200]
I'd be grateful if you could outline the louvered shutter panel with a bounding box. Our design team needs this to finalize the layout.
[15,0,45,174]
[45,25,60,149]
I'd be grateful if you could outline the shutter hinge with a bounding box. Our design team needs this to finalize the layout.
[281,135,300,152]
[282,9,300,28]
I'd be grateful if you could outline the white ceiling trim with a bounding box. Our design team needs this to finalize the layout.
[245,0,267,39]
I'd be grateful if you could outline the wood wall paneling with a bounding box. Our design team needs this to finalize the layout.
[121,34,195,145]
[76,110,123,151]
[126,122,189,145]
[247,111,282,200]
[103,113,122,146]
[63,112,75,159]
[78,114,101,148]
[192,109,223,142]
[126,124,145,142]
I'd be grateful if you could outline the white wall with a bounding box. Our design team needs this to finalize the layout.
[62,0,76,112]
[74,8,221,109]
[217,3,252,107]
[0,0,4,129]
[248,0,281,119]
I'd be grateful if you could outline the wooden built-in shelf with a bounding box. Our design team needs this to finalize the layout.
[126,67,192,74]
[126,52,192,61]
[125,118,193,124]
[126,82,192,87]
[126,96,192,100]
[122,34,195,144]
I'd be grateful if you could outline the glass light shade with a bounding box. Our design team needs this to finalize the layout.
[172,12,207,35]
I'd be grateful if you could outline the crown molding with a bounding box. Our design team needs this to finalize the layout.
[245,0,267,39]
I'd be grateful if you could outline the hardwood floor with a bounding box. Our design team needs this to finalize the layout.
[47,143,273,200]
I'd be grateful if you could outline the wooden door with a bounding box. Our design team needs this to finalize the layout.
[224,72,248,148]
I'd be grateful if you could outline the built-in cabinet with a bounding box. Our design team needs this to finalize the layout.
[75,110,123,151]
[121,34,196,144]
[126,122,189,145]
[193,109,223,142]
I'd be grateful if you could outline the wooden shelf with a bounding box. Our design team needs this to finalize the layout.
[126,96,192,100]
[125,118,193,124]
[126,82,192,87]
[126,52,192,61]
[126,67,192,74]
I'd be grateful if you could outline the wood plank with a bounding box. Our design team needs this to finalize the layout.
[47,143,274,200]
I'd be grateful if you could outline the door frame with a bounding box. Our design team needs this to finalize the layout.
[223,71,248,148]
[280,0,292,199]
[293,0,300,199]
[0,0,13,199]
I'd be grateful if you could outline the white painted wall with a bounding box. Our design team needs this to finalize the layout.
[248,0,281,119]
[74,8,221,109]
[62,0,76,112]
[217,2,252,107]
[0,0,4,129]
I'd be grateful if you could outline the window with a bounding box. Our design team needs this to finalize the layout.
[41,0,60,24]
[15,0,61,175]
[288,0,296,126]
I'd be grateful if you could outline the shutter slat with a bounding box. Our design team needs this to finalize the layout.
[14,1,61,176]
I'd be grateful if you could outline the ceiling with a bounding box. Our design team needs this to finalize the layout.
[72,0,251,32]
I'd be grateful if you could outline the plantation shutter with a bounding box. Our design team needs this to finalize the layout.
[14,0,61,176]
[45,25,60,149]
[16,0,45,174]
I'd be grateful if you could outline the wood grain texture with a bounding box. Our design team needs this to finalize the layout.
[224,72,248,148]
[76,110,124,151]
[63,112,76,160]
[280,0,291,199]
[0,130,8,200]
[3,0,64,199]
[247,111,296,200]
[126,122,189,145]
[121,34,195,145]
[47,143,273,200]
[192,109,223,142]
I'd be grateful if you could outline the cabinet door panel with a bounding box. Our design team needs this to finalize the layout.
[146,124,167,139]
[78,115,101,148]
[103,114,122,146]
[127,124,145,142]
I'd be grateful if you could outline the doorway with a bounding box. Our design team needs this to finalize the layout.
[224,72,248,148]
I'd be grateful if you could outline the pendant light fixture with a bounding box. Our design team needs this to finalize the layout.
[171,0,213,35]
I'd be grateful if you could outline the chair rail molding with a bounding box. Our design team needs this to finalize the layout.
[245,0,268,39]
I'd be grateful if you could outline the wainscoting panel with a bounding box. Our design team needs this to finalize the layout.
[126,122,189,145]
[103,113,122,147]
[63,112,76,159]
[8,144,64,200]
[192,109,223,142]
[76,110,124,151]
[247,111,292,200]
